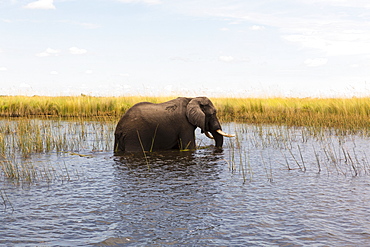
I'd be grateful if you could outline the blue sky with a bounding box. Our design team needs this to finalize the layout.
[1,0,370,97]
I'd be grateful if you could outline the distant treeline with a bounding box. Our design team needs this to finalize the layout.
[1,96,370,130]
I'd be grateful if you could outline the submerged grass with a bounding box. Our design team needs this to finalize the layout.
[1,96,370,131]
[0,118,115,184]
[2,95,370,183]
[226,124,370,183]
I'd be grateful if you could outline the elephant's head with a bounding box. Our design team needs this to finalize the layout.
[186,97,234,148]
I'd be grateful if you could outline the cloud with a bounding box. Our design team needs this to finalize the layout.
[250,25,265,31]
[76,22,101,29]
[36,48,60,57]
[219,56,234,63]
[24,0,56,10]
[59,20,101,29]
[0,67,7,71]
[284,27,370,56]
[116,0,162,5]
[219,55,249,63]
[296,0,370,9]
[69,47,87,55]
[50,71,58,75]
[20,83,31,88]
[170,56,191,62]
[304,58,328,67]
[165,1,370,57]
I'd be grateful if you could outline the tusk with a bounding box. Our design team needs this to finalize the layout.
[205,131,214,139]
[216,129,235,137]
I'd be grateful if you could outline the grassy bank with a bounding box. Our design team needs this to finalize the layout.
[1,96,370,130]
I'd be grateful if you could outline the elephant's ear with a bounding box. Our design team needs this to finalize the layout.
[186,98,206,132]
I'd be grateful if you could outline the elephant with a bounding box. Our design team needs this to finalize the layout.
[114,97,234,153]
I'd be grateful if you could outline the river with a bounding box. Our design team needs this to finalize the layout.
[1,121,370,246]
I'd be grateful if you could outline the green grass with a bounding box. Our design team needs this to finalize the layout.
[0,118,115,183]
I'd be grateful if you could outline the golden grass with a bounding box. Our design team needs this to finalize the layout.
[0,95,174,118]
[1,95,370,130]
[213,97,370,131]
[1,95,370,183]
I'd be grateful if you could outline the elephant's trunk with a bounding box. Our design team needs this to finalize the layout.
[210,130,224,148]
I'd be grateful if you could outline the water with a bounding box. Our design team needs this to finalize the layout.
[1,121,370,246]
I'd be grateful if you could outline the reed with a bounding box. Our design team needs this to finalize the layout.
[0,95,173,118]
[1,96,370,131]
[0,118,115,183]
[226,124,370,181]
[213,97,370,131]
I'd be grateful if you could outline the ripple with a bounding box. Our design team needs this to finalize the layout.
[2,124,370,246]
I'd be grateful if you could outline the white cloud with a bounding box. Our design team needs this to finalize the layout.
[170,56,191,62]
[85,70,93,74]
[20,83,31,88]
[117,0,162,5]
[284,29,370,56]
[219,56,234,63]
[296,0,370,9]
[0,67,7,71]
[250,25,265,31]
[304,58,328,67]
[78,22,101,29]
[69,47,87,55]
[36,48,60,57]
[166,1,370,57]
[59,20,101,29]
[219,55,249,63]
[24,0,56,10]
[50,71,58,75]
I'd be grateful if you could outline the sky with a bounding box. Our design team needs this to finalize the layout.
[1,0,370,97]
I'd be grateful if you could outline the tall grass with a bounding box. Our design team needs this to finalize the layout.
[0,118,115,183]
[226,124,370,182]
[1,96,370,131]
[213,97,370,131]
[0,95,173,118]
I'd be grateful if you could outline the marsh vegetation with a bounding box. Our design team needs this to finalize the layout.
[225,124,370,183]
[1,95,370,184]
[1,95,370,130]
[0,118,115,183]
[2,96,370,245]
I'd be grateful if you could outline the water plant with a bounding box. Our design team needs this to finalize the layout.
[2,95,370,184]
[0,118,115,183]
[226,124,370,182]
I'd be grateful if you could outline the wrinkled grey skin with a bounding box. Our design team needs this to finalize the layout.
[114,97,224,153]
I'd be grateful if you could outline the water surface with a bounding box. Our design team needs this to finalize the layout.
[1,122,370,246]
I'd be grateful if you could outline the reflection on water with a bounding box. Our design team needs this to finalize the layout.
[1,122,370,246]
[111,151,224,246]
